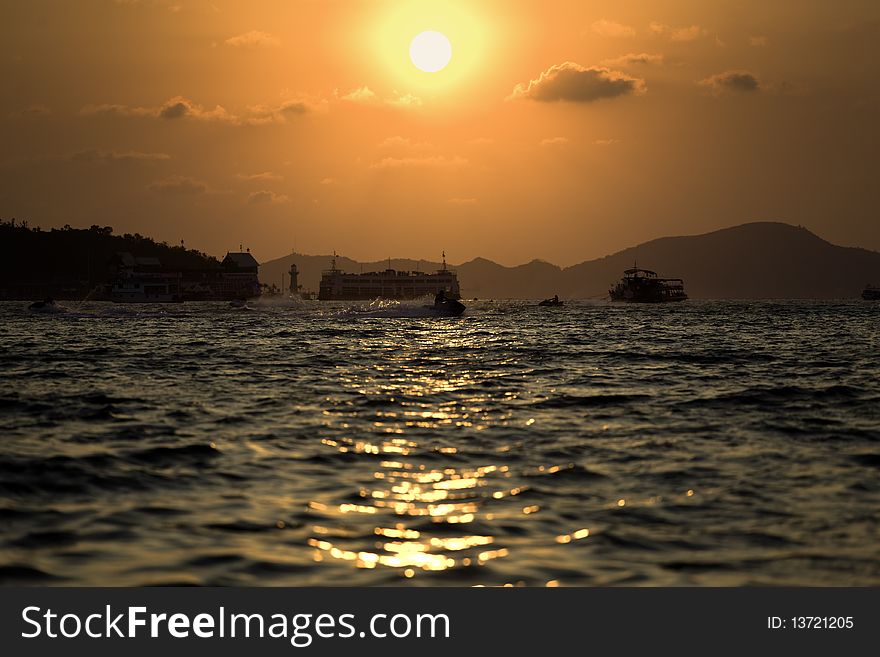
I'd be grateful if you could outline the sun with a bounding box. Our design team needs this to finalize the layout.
[409,31,452,73]
[369,2,493,96]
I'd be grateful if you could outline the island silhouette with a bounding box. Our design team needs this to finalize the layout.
[262,222,880,299]
[2,220,879,300]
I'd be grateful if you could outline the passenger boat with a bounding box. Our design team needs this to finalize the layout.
[319,252,460,301]
[609,266,688,303]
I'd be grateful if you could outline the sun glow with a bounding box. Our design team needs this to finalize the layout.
[409,31,452,73]
[368,1,493,98]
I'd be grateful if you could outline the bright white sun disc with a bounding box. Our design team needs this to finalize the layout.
[409,31,452,73]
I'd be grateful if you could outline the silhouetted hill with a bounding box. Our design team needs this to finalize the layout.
[456,259,562,299]
[561,222,880,298]
[0,220,219,298]
[261,223,880,299]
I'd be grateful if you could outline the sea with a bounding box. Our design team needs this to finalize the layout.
[0,298,878,586]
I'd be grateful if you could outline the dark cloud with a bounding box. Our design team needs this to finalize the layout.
[235,171,282,181]
[244,100,309,125]
[700,70,761,94]
[601,53,664,67]
[509,62,646,103]
[70,149,170,163]
[81,96,308,125]
[159,100,190,119]
[157,96,232,121]
[8,104,52,118]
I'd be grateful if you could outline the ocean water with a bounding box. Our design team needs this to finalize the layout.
[0,298,878,586]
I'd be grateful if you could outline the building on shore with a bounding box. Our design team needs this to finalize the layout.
[108,251,260,302]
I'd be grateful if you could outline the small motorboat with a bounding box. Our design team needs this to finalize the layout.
[424,299,466,317]
[539,296,564,307]
[229,299,252,310]
[862,285,880,301]
[28,298,65,313]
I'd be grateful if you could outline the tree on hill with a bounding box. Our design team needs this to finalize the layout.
[0,220,220,288]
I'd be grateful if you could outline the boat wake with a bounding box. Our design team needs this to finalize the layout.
[27,301,68,314]
[342,298,465,318]
[249,295,310,310]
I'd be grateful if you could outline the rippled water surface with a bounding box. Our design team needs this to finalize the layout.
[1,299,878,586]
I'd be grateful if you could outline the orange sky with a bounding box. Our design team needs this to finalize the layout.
[1,0,879,265]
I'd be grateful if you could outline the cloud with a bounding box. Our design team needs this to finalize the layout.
[112,0,179,7]
[319,177,337,185]
[593,138,620,146]
[81,97,233,122]
[80,103,152,118]
[591,19,636,38]
[341,86,379,104]
[71,149,171,162]
[8,104,51,118]
[157,100,189,119]
[540,136,569,147]
[649,22,707,42]
[340,86,422,109]
[699,70,761,94]
[386,92,423,108]
[235,171,282,181]
[749,36,769,47]
[378,136,432,149]
[370,156,469,170]
[224,30,281,48]
[157,96,233,121]
[601,52,664,67]
[81,96,309,126]
[671,25,706,42]
[509,62,646,103]
[247,190,290,204]
[243,100,309,125]
[148,175,209,195]
[447,197,478,205]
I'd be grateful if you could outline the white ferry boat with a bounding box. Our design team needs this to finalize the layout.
[318,253,461,301]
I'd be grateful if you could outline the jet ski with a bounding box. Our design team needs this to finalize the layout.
[538,296,564,307]
[28,298,65,313]
[425,299,466,316]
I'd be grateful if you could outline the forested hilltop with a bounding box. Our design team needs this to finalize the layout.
[0,220,219,298]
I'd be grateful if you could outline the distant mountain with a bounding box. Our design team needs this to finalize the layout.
[559,222,880,299]
[258,222,880,299]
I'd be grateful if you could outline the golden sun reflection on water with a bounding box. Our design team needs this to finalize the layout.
[305,350,527,577]
[301,332,616,583]
[307,454,512,574]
